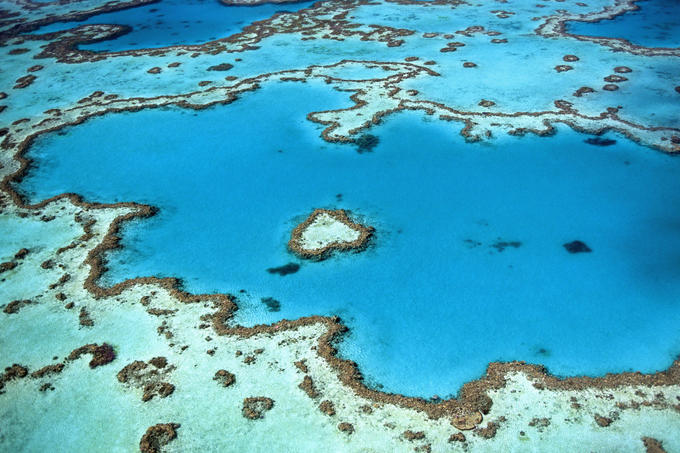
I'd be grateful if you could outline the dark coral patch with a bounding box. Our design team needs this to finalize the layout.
[474,421,501,439]
[30,363,65,379]
[261,297,281,312]
[299,375,320,399]
[67,343,115,368]
[563,54,579,62]
[594,414,613,427]
[490,240,521,252]
[554,65,573,72]
[642,437,667,453]
[0,261,17,273]
[3,299,32,314]
[117,358,175,402]
[213,369,235,387]
[603,84,619,91]
[207,63,234,71]
[338,422,354,434]
[356,134,379,153]
[319,400,336,416]
[403,430,425,441]
[614,66,632,73]
[585,137,616,146]
[449,432,466,442]
[0,364,28,391]
[563,240,592,254]
[79,307,94,326]
[266,263,300,276]
[13,75,36,89]
[604,74,628,83]
[242,397,274,419]
[573,86,595,97]
[139,423,180,453]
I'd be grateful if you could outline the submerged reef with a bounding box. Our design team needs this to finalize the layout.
[288,209,374,260]
[563,240,592,254]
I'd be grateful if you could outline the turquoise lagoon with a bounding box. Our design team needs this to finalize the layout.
[567,0,680,48]
[18,80,680,397]
[32,0,314,51]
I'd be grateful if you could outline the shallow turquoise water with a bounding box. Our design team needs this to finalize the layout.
[18,80,680,397]
[32,0,314,51]
[567,0,680,48]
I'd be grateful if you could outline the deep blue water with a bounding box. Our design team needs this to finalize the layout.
[32,0,314,51]
[19,81,680,397]
[568,0,680,48]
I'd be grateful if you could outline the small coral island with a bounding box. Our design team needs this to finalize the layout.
[288,209,374,260]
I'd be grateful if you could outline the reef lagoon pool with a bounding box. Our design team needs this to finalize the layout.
[567,0,680,48]
[32,0,316,51]
[18,80,680,397]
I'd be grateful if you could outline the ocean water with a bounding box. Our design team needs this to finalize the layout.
[31,0,314,51]
[19,80,680,397]
[567,0,680,48]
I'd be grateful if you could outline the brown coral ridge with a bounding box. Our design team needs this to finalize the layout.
[30,363,65,379]
[288,208,374,260]
[3,299,32,314]
[79,307,94,326]
[594,414,613,427]
[0,364,28,391]
[242,396,274,419]
[139,423,180,453]
[117,357,175,401]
